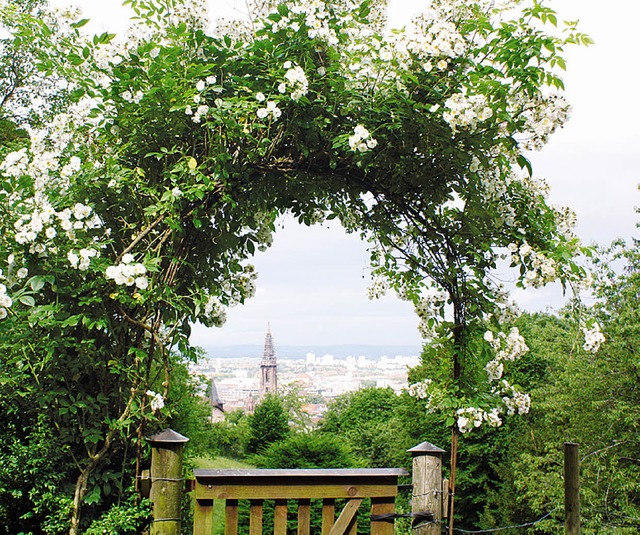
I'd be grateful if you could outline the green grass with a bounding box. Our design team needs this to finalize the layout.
[191,455,254,469]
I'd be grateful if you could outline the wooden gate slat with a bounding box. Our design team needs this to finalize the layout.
[250,499,263,535]
[193,499,214,535]
[322,498,335,535]
[224,499,238,535]
[274,499,288,534]
[371,496,395,535]
[329,498,363,535]
[297,498,311,535]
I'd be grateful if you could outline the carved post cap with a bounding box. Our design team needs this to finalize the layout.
[147,428,190,445]
[407,441,445,456]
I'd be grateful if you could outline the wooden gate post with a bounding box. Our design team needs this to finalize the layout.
[408,442,445,535]
[564,442,581,535]
[148,429,189,535]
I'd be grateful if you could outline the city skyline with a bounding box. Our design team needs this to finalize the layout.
[193,348,421,414]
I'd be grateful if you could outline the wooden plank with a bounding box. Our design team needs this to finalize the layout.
[274,499,288,535]
[329,498,362,535]
[371,496,395,535]
[322,498,335,535]
[224,499,238,535]
[194,468,407,479]
[193,499,214,535]
[298,499,311,535]
[196,482,400,500]
[250,500,263,535]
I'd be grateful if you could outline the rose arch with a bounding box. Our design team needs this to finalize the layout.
[0,0,592,532]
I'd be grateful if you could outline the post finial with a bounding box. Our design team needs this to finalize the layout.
[147,428,189,445]
[407,441,445,456]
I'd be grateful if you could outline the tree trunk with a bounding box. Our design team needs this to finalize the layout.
[69,461,96,535]
[68,394,136,534]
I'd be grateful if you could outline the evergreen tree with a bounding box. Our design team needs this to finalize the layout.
[246,395,290,454]
[254,432,358,469]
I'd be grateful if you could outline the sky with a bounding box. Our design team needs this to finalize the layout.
[52,0,640,349]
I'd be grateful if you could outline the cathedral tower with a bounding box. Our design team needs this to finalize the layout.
[259,323,278,398]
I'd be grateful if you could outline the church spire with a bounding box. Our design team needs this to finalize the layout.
[209,377,224,422]
[260,323,277,397]
[262,322,276,364]
[209,378,223,409]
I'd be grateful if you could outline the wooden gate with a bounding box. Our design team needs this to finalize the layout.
[192,468,408,535]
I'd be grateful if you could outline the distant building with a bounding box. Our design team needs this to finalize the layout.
[245,393,256,414]
[320,353,334,365]
[209,378,225,423]
[259,323,278,398]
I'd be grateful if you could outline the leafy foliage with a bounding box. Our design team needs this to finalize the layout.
[247,394,291,454]
[320,387,412,468]
[254,432,359,469]
[476,277,640,533]
[83,495,151,535]
[208,410,251,459]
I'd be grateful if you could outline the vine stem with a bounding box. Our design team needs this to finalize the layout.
[449,425,459,535]
[118,213,167,261]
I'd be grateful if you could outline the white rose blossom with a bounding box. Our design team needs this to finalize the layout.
[582,322,605,353]
[146,390,165,412]
[0,284,12,319]
[367,275,388,299]
[257,100,282,121]
[348,124,377,153]
[283,64,309,100]
[106,256,148,289]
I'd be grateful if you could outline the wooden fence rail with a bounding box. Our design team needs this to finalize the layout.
[192,468,408,535]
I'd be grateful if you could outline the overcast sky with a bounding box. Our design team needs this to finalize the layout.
[53,0,640,348]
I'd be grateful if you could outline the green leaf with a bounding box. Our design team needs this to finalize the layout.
[67,53,85,66]
[516,154,532,176]
[19,295,35,307]
[29,277,46,292]
[72,19,90,29]
[60,315,82,327]
[84,486,101,505]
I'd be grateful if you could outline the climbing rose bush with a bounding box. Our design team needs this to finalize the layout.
[0,0,594,531]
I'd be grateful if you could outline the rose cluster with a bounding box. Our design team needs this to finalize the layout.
[105,254,149,290]
[348,124,378,152]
